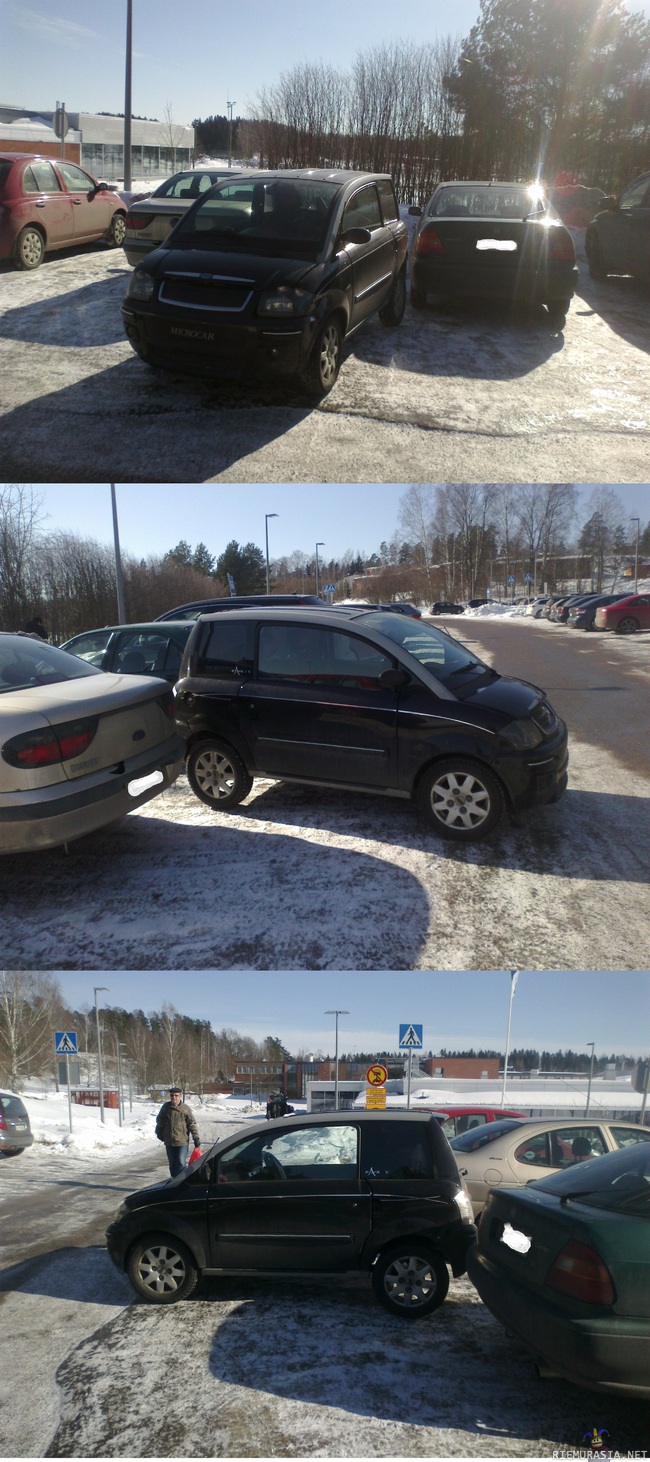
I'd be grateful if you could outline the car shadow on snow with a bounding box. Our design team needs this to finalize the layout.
[350,297,567,381]
[0,268,132,347]
[0,813,431,970]
[572,271,650,356]
[0,1244,131,1305]
[0,353,317,482]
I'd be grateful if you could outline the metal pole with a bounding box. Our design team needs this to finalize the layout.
[59,100,65,161]
[500,971,518,1106]
[406,1049,413,1110]
[116,1042,124,1127]
[585,1042,595,1117]
[265,513,278,595]
[110,485,127,624]
[641,1062,650,1126]
[316,542,325,598]
[94,986,108,1123]
[124,0,133,190]
[227,100,236,169]
[630,518,640,594]
[325,1010,348,1111]
[66,1052,73,1134]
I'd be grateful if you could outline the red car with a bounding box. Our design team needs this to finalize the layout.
[594,593,650,634]
[415,1105,527,1137]
[0,153,127,270]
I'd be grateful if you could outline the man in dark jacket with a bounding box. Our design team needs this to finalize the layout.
[155,1087,200,1176]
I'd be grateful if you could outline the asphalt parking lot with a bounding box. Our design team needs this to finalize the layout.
[0,233,649,482]
[2,619,648,972]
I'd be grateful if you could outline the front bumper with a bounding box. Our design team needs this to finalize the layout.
[0,734,185,852]
[496,720,569,812]
[121,300,317,380]
[468,1245,650,1398]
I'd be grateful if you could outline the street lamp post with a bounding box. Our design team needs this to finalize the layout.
[630,518,640,593]
[325,1009,349,1111]
[315,542,325,598]
[116,1041,124,1127]
[124,0,133,192]
[265,513,278,594]
[110,485,127,624]
[500,971,519,1107]
[94,986,109,1123]
[585,1042,596,1117]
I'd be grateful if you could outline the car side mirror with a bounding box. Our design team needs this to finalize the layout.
[408,205,423,216]
[379,668,411,690]
[600,196,617,209]
[95,181,110,192]
[341,226,372,246]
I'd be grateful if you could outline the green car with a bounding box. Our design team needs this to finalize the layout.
[61,622,193,685]
[467,1140,650,1397]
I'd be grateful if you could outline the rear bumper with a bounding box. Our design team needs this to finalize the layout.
[121,301,316,379]
[0,734,185,852]
[411,258,579,305]
[468,1245,650,1397]
[0,1129,33,1149]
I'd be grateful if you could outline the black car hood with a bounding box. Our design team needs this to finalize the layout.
[145,246,329,293]
[463,674,544,719]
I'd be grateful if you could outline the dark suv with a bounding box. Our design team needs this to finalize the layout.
[0,1091,33,1156]
[121,169,408,397]
[173,607,568,841]
[106,1111,476,1317]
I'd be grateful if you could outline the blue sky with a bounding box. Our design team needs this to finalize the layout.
[27,484,650,563]
[53,972,649,1056]
[5,0,650,127]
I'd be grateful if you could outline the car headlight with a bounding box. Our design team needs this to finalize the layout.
[453,1186,475,1223]
[112,1201,129,1222]
[127,271,155,301]
[257,287,312,317]
[499,718,545,750]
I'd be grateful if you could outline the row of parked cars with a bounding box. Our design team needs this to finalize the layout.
[104,1104,650,1399]
[1,594,569,852]
[3,151,649,395]
[532,590,650,633]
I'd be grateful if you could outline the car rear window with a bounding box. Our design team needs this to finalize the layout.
[428,184,556,220]
[362,1120,436,1179]
[195,620,255,677]
[23,160,62,194]
[0,638,102,694]
[451,1119,524,1152]
[533,1143,650,1216]
[0,1094,29,1119]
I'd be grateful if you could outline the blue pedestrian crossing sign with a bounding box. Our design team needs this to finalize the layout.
[399,1023,423,1049]
[54,1031,78,1055]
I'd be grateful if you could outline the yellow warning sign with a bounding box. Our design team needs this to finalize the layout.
[365,1088,387,1108]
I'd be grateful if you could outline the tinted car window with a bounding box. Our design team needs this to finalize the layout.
[377,179,399,222]
[428,184,552,219]
[514,1127,606,1167]
[533,1143,650,1216]
[356,612,491,687]
[65,629,114,663]
[619,177,650,210]
[342,185,383,231]
[0,161,13,191]
[257,623,393,686]
[362,1120,435,1179]
[23,160,62,194]
[451,1119,524,1152]
[0,1094,29,1119]
[610,1126,650,1148]
[196,620,254,677]
[173,178,339,258]
[0,638,101,693]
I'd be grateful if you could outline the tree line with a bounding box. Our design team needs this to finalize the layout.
[1,485,647,640]
[238,0,650,198]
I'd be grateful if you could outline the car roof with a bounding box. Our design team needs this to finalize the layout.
[66,621,192,635]
[197,606,393,626]
[206,168,394,186]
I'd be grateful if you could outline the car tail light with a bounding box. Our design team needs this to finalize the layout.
[2,717,98,768]
[126,212,152,230]
[547,232,576,262]
[545,1240,615,1305]
[416,227,445,256]
[0,1113,6,1129]
[157,690,176,720]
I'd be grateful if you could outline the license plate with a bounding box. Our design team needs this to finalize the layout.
[14,1121,27,1130]
[500,1222,532,1254]
[476,239,517,251]
[128,770,164,798]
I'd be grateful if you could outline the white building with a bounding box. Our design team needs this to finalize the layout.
[0,104,194,181]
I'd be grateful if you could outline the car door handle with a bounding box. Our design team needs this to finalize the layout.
[35,202,46,207]
[73,199,82,205]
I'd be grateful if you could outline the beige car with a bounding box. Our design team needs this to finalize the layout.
[450,1117,650,1218]
[123,167,241,265]
[0,633,184,852]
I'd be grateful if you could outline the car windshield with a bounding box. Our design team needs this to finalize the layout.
[152,171,230,199]
[429,184,557,221]
[450,1119,525,1151]
[169,178,340,258]
[356,612,494,688]
[533,1143,650,1216]
[0,638,102,693]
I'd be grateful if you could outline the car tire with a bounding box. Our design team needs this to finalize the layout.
[416,758,505,841]
[379,267,407,326]
[410,284,427,310]
[587,236,608,281]
[547,299,570,330]
[1,1148,25,1157]
[15,226,45,271]
[372,1243,449,1319]
[615,616,639,634]
[127,1233,199,1304]
[106,212,127,247]
[298,315,343,399]
[187,738,253,810]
